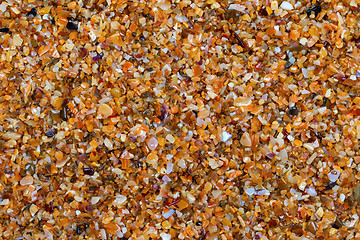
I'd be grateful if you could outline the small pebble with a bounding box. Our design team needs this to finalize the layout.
[288,107,299,116]
[224,9,241,22]
[325,182,337,190]
[98,103,113,118]
[306,187,317,196]
[79,47,89,59]
[76,226,82,235]
[27,8,37,18]
[353,185,360,200]
[332,218,342,229]
[285,61,293,68]
[268,220,277,226]
[20,175,34,186]
[280,1,294,10]
[111,87,122,98]
[46,129,56,137]
[307,6,322,17]
[221,131,232,142]
[235,97,252,107]
[160,232,171,240]
[166,134,175,144]
[307,221,318,234]
[92,52,103,62]
[240,132,252,147]
[328,169,340,182]
[66,22,78,30]
[147,137,158,151]
[29,204,39,216]
[83,168,95,176]
[245,188,255,196]
[60,99,69,121]
[44,202,54,213]
[0,27,10,33]
[25,163,35,175]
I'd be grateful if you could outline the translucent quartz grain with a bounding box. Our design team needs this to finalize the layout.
[98,103,113,118]
[240,132,252,147]
[328,169,340,182]
[20,175,34,186]
[147,137,158,151]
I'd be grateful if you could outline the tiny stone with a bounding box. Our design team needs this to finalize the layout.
[299,38,308,46]
[306,187,317,196]
[29,204,39,216]
[271,1,278,10]
[104,138,113,149]
[208,158,220,169]
[298,181,306,191]
[285,61,292,68]
[245,188,255,196]
[339,193,345,202]
[0,27,9,33]
[27,8,37,18]
[76,226,82,235]
[159,2,171,11]
[224,9,241,22]
[83,168,95,176]
[307,6,322,17]
[221,131,232,142]
[91,197,101,204]
[240,132,252,147]
[198,109,209,118]
[332,218,342,229]
[280,1,293,10]
[114,195,127,207]
[325,182,337,190]
[20,175,34,186]
[25,163,35,175]
[60,101,69,121]
[328,169,340,182]
[66,22,78,30]
[288,107,299,116]
[229,4,245,12]
[92,52,103,62]
[353,185,360,200]
[98,103,113,118]
[147,137,158,151]
[303,143,314,152]
[79,47,89,59]
[347,195,355,206]
[46,129,56,137]
[160,232,171,240]
[44,202,54,213]
[166,134,175,144]
[307,221,318,234]
[111,87,122,98]
[274,47,281,54]
[235,97,252,107]
[268,220,277,226]
[0,199,9,205]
